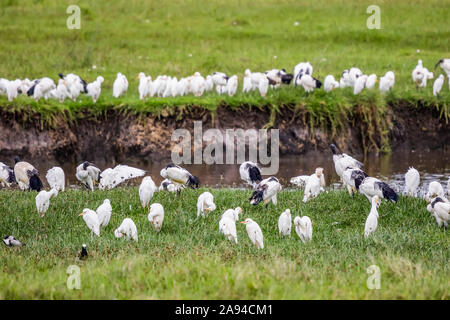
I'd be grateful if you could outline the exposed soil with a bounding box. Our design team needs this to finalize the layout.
[0,104,448,163]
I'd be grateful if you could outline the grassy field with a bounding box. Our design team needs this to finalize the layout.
[0,187,448,299]
[0,0,449,116]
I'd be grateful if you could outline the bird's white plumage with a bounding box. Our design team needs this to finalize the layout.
[86,76,104,103]
[379,71,395,92]
[219,207,241,244]
[404,167,420,197]
[239,161,262,188]
[99,165,145,190]
[197,192,216,217]
[0,162,15,187]
[433,74,445,96]
[96,199,112,228]
[278,209,292,237]
[80,208,100,236]
[76,162,101,191]
[365,74,377,89]
[324,75,339,92]
[35,188,58,216]
[364,196,380,238]
[258,75,269,97]
[112,72,128,98]
[250,177,282,206]
[425,181,445,203]
[148,203,164,232]
[294,216,312,243]
[241,218,264,249]
[46,167,65,192]
[114,218,138,241]
[139,176,157,208]
[303,168,324,202]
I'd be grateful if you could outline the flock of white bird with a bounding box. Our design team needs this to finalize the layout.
[2,142,449,250]
[1,59,449,103]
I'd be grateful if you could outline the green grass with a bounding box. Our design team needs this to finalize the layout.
[0,0,449,116]
[0,187,448,299]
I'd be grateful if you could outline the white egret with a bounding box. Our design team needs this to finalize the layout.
[323,75,339,92]
[404,167,420,197]
[139,176,157,209]
[294,216,312,243]
[35,188,58,217]
[114,218,138,241]
[379,71,395,92]
[303,168,324,202]
[425,181,445,203]
[433,74,445,97]
[241,218,264,249]
[365,74,377,89]
[96,199,112,228]
[99,165,146,190]
[258,75,269,97]
[79,208,100,236]
[278,209,292,237]
[226,75,238,97]
[46,167,65,192]
[112,72,128,98]
[148,203,164,232]
[197,192,216,218]
[364,195,381,238]
[86,76,104,103]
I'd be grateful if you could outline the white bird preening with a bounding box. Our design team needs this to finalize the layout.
[96,199,112,228]
[249,177,282,208]
[323,75,339,92]
[196,191,216,218]
[86,76,104,103]
[35,188,58,217]
[303,168,325,202]
[433,74,445,97]
[46,167,65,192]
[365,74,377,89]
[379,71,395,93]
[114,218,138,241]
[138,72,152,100]
[427,197,449,229]
[278,209,292,237]
[239,161,262,188]
[99,165,146,190]
[425,181,445,203]
[112,72,128,98]
[75,161,101,191]
[160,163,199,190]
[0,162,16,187]
[258,75,269,97]
[79,208,100,236]
[294,216,312,243]
[148,203,164,232]
[364,195,381,238]
[241,218,264,249]
[404,167,420,197]
[139,176,157,209]
[13,156,43,191]
[219,207,242,244]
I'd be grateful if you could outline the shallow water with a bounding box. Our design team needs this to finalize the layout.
[29,148,450,195]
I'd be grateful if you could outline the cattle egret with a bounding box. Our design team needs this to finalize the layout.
[79,208,100,236]
[379,71,395,92]
[249,177,282,208]
[46,167,65,192]
[139,176,157,209]
[348,67,363,86]
[86,76,104,103]
[364,195,381,238]
[404,167,420,197]
[35,188,58,217]
[148,203,164,232]
[160,163,199,189]
[13,157,43,191]
[294,216,312,243]
[76,161,101,191]
[226,75,238,96]
[303,168,324,202]
[425,181,445,203]
[353,75,368,95]
[365,74,377,89]
[6,79,21,101]
[239,161,262,188]
[0,162,15,187]
[112,72,128,98]
[359,177,398,203]
[191,72,206,96]
[99,165,145,190]
[433,74,445,97]
[324,75,339,92]
[138,72,151,100]
[241,218,264,249]
[114,218,138,241]
[197,192,216,217]
[219,208,242,244]
[96,199,112,228]
[258,75,269,97]
[243,69,253,93]
[278,209,292,237]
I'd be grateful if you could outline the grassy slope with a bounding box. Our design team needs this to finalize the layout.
[0,0,449,118]
[0,187,448,299]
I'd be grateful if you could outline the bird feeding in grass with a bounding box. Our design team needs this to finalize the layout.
[404,167,420,197]
[294,216,312,243]
[148,203,164,232]
[249,177,282,208]
[112,72,128,98]
[359,177,398,203]
[0,162,15,188]
[425,181,445,203]
[433,74,445,97]
[77,244,88,260]
[364,195,381,238]
[197,192,216,218]
[427,197,449,229]
[160,163,199,190]
[46,167,65,192]
[303,168,325,203]
[219,207,242,244]
[99,165,146,190]
[3,235,23,247]
[114,218,138,242]
[96,199,112,229]
[239,161,262,188]
[13,156,43,191]
[79,208,100,236]
[241,218,264,249]
[278,209,292,237]
[139,176,157,209]
[35,188,58,217]
[76,161,101,191]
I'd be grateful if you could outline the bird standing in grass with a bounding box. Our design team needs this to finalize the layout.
[76,161,101,191]
[112,72,128,98]
[148,203,164,232]
[241,218,264,249]
[404,167,420,197]
[79,209,100,236]
[35,188,58,217]
[330,144,363,188]
[197,192,216,218]
[379,71,395,92]
[427,197,449,229]
[258,75,269,97]
[96,199,112,229]
[353,75,368,95]
[114,218,138,241]
[294,216,312,243]
[139,176,157,209]
[219,208,242,245]
[303,168,324,202]
[249,177,282,208]
[226,75,238,97]
[46,167,65,192]
[433,74,445,97]
[365,74,377,89]
[278,209,292,237]
[425,181,445,203]
[86,76,104,103]
[364,195,381,238]
[13,157,43,191]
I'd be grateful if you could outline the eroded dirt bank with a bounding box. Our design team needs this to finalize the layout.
[0,104,448,163]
